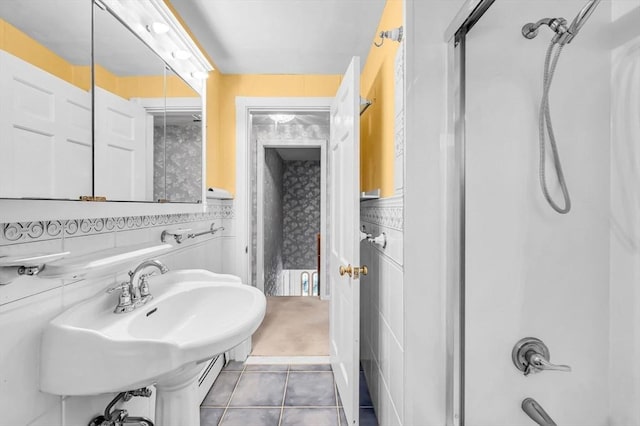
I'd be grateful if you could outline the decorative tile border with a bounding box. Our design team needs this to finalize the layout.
[2,201,234,244]
[361,196,403,231]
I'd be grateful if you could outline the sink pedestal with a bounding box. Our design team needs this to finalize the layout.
[155,364,202,426]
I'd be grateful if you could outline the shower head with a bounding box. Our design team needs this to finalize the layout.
[562,0,601,44]
[521,0,601,45]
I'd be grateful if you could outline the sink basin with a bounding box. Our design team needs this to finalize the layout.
[40,269,266,396]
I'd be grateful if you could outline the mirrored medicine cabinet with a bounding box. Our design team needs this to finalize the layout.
[0,0,210,206]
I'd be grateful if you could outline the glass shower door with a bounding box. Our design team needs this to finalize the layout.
[452,0,640,424]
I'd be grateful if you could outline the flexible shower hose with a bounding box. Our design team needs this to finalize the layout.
[538,40,571,214]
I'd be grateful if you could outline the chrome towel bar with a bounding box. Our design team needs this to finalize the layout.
[161,223,224,244]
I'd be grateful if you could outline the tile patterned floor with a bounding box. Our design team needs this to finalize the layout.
[200,362,377,426]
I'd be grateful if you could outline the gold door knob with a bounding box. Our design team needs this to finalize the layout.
[353,265,368,278]
[339,265,368,279]
[339,265,353,277]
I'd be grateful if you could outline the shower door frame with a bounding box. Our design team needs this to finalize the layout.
[444,1,496,425]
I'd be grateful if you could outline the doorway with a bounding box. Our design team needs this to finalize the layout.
[233,61,362,422]
[250,111,330,358]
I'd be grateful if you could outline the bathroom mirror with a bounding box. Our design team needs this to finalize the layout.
[0,0,93,200]
[93,2,203,203]
[154,66,203,203]
[0,0,205,204]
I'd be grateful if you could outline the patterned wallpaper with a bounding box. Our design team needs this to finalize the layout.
[282,160,321,269]
[154,123,202,202]
[263,149,284,296]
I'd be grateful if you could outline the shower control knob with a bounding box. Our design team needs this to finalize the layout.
[512,337,571,376]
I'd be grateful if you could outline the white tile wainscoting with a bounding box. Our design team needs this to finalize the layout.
[360,195,404,426]
[0,199,235,426]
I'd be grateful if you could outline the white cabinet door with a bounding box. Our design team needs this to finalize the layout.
[94,87,148,201]
[0,51,91,199]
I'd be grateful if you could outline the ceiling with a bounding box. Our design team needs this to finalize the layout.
[0,0,166,76]
[251,112,329,127]
[1,0,387,76]
[169,0,387,74]
[0,0,91,65]
[274,148,321,162]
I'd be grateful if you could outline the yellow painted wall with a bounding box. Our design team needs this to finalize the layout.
[0,19,194,99]
[203,0,402,196]
[207,74,341,193]
[97,71,197,100]
[360,0,402,198]
[206,70,222,191]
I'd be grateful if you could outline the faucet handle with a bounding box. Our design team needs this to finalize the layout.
[512,337,571,376]
[139,274,151,297]
[107,282,135,313]
[106,282,130,294]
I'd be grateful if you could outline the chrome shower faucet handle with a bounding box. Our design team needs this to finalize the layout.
[512,337,572,376]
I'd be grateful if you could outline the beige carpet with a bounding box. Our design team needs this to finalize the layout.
[251,296,329,356]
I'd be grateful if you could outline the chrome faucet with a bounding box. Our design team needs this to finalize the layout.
[129,259,169,301]
[108,259,169,313]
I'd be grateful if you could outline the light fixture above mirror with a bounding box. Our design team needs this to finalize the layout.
[146,21,170,35]
[101,0,214,95]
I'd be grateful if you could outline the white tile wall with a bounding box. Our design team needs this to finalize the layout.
[361,195,404,426]
[0,200,235,425]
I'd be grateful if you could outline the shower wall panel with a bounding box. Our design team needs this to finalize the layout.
[464,1,611,424]
[609,1,640,424]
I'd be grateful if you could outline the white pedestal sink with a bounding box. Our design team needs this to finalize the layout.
[40,269,266,425]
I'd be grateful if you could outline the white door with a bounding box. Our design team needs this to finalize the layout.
[329,56,361,425]
[94,87,148,201]
[0,51,92,199]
